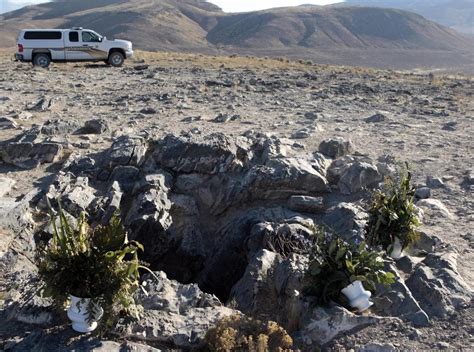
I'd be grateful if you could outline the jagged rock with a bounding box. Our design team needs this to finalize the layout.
[288,195,324,214]
[151,133,251,175]
[257,158,329,195]
[416,199,454,219]
[7,331,162,352]
[415,187,431,199]
[365,112,387,123]
[0,177,16,197]
[59,177,96,217]
[318,137,353,159]
[0,142,63,169]
[406,249,472,319]
[76,119,108,134]
[338,161,382,194]
[140,107,157,114]
[373,263,430,327]
[323,203,367,241]
[115,272,235,349]
[296,304,399,346]
[0,116,18,129]
[104,135,147,169]
[426,176,445,189]
[41,119,79,136]
[109,165,141,192]
[230,250,308,332]
[327,156,356,184]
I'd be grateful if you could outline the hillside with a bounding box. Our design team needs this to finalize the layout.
[0,0,473,70]
[345,0,474,35]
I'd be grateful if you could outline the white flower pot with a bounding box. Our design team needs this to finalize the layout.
[67,295,103,333]
[341,280,373,312]
[389,237,404,259]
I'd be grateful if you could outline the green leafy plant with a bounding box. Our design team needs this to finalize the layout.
[366,164,420,252]
[304,230,395,306]
[37,202,147,330]
[204,314,293,352]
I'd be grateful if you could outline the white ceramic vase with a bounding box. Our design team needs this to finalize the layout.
[341,280,373,312]
[389,237,404,259]
[67,295,103,333]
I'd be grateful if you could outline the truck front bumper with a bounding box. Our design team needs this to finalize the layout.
[125,49,134,59]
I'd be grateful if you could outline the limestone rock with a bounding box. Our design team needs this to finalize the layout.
[116,272,235,349]
[105,135,147,169]
[338,161,382,194]
[0,177,16,197]
[318,137,353,159]
[77,119,108,134]
[406,249,472,319]
[288,195,324,214]
[416,199,454,219]
[297,304,398,346]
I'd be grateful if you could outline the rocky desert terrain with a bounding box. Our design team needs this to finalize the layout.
[0,50,473,351]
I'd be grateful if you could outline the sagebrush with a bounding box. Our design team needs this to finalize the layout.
[205,314,293,351]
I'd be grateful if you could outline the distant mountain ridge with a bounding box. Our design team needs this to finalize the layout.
[1,0,473,70]
[344,0,474,35]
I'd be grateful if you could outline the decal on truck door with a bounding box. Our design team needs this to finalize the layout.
[65,47,108,59]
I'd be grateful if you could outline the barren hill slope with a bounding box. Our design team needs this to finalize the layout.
[345,0,474,35]
[207,5,470,50]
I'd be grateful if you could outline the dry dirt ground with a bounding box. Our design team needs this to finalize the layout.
[0,49,473,350]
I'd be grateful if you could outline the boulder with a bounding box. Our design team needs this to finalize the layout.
[40,119,79,136]
[323,203,367,241]
[0,142,63,169]
[318,138,353,159]
[365,112,387,123]
[104,135,147,169]
[230,250,308,332]
[115,272,235,349]
[406,249,472,318]
[373,263,430,327]
[0,177,16,197]
[338,161,382,194]
[416,199,454,219]
[76,119,108,134]
[296,304,399,346]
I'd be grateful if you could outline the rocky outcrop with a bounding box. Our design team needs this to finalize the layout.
[1,133,471,350]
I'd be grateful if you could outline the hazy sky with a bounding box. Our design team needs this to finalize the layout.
[5,0,342,12]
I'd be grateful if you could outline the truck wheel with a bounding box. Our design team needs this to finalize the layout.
[108,52,124,67]
[33,53,51,68]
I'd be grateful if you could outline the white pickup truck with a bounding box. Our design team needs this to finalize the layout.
[15,27,133,68]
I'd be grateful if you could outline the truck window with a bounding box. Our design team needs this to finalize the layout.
[69,32,79,42]
[82,31,100,43]
[24,31,62,40]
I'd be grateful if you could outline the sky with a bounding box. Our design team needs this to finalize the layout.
[4,0,342,12]
[211,1,341,12]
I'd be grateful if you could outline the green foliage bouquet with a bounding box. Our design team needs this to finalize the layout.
[37,203,146,329]
[305,231,395,307]
[366,165,420,253]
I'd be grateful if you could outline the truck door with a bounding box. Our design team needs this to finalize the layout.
[65,31,87,60]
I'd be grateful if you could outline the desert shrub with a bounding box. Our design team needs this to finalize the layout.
[205,314,293,351]
[366,165,420,252]
[304,229,395,306]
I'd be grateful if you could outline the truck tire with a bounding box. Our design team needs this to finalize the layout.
[33,53,51,68]
[108,52,124,67]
